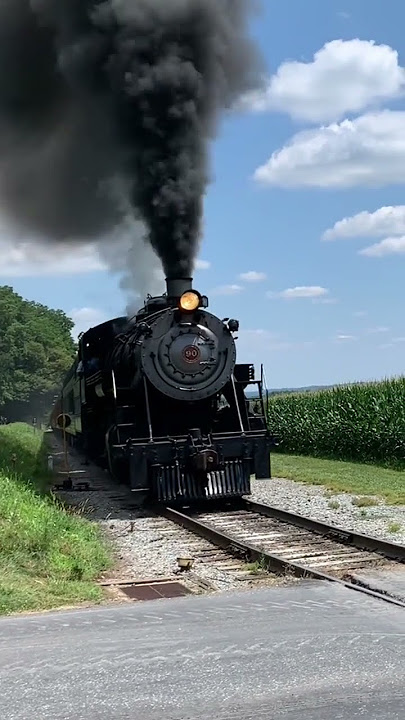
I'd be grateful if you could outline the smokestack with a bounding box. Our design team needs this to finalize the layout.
[166,277,193,299]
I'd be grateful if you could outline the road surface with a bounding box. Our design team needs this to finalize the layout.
[0,581,404,719]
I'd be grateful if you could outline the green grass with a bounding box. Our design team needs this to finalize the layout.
[244,555,268,575]
[271,453,405,505]
[351,496,378,507]
[268,376,405,468]
[387,521,402,534]
[0,423,112,615]
[327,500,340,510]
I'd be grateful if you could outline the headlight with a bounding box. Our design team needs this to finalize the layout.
[179,291,201,312]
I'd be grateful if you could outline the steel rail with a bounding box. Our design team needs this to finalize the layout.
[242,499,405,563]
[161,506,405,609]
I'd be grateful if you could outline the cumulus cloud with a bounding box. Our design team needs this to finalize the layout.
[323,205,405,241]
[69,307,110,340]
[0,237,105,277]
[359,236,405,257]
[238,271,267,282]
[195,259,211,270]
[254,111,405,188]
[0,224,209,283]
[242,40,405,123]
[211,284,244,296]
[267,286,329,299]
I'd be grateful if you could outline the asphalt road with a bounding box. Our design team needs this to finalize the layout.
[0,581,404,720]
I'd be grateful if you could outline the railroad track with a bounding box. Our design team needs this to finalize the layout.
[161,499,405,607]
[51,437,296,593]
[51,435,405,603]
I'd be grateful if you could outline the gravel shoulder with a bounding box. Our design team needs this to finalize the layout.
[250,477,405,545]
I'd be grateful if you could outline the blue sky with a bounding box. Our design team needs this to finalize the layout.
[1,0,405,388]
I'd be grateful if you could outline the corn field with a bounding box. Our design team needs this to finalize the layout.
[267,376,405,468]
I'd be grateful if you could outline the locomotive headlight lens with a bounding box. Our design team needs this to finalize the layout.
[179,291,200,312]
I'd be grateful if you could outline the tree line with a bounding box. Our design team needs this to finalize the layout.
[0,286,76,423]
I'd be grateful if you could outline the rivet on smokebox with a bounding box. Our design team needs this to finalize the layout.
[177,557,194,571]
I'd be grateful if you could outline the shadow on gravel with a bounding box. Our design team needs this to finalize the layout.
[49,431,157,523]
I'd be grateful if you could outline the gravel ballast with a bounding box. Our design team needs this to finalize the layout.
[250,478,405,546]
[48,434,404,598]
[48,435,289,594]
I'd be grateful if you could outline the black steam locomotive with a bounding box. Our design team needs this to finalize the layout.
[52,278,273,505]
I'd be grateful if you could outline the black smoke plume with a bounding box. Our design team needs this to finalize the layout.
[0,1,263,278]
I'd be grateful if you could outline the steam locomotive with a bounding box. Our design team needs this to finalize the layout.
[51,277,273,505]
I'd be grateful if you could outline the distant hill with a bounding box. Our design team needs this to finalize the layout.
[245,384,333,399]
[246,377,403,399]
[269,384,334,396]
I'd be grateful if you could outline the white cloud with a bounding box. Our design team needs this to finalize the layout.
[323,206,405,241]
[238,271,267,282]
[0,217,210,284]
[359,236,405,257]
[254,111,405,188]
[211,284,244,296]
[353,310,367,317]
[242,40,405,123]
[335,334,357,341]
[268,286,329,300]
[195,259,211,270]
[0,237,105,277]
[69,307,110,340]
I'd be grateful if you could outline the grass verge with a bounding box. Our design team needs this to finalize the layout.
[271,452,405,505]
[0,423,112,615]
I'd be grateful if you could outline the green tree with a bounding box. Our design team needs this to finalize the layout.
[0,286,76,417]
